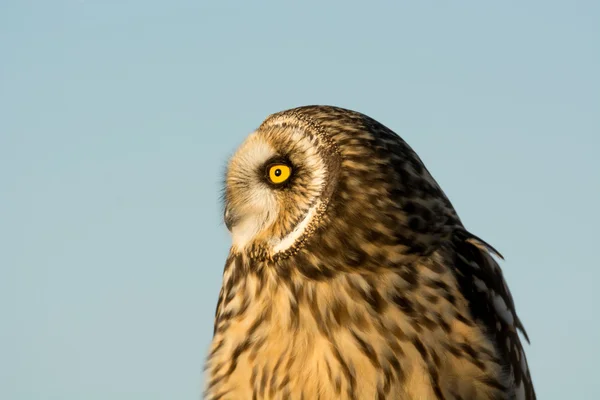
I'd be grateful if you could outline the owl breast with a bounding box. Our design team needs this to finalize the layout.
[205,253,508,400]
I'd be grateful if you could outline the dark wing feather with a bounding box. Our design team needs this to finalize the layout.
[451,229,536,400]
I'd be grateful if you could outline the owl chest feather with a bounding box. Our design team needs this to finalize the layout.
[205,258,509,400]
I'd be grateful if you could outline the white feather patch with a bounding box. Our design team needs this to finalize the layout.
[472,276,488,292]
[231,209,277,251]
[492,293,515,326]
[273,200,322,254]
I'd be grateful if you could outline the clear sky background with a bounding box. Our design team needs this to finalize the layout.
[1,1,598,399]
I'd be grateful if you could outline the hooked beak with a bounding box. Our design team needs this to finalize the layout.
[224,206,239,232]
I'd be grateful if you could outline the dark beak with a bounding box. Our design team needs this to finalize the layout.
[224,207,238,231]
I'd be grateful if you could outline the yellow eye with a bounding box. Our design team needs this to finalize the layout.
[268,164,292,184]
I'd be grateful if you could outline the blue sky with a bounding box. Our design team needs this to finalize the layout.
[1,1,598,399]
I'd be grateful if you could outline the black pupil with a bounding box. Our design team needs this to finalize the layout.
[274,168,282,177]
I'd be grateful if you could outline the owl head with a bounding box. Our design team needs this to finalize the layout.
[223,106,461,268]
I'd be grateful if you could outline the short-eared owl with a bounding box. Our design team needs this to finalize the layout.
[205,106,535,400]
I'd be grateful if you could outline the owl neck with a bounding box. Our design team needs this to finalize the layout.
[214,250,426,339]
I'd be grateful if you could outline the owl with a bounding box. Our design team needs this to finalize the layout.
[204,106,535,400]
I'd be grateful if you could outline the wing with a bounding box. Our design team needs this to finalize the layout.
[450,229,536,400]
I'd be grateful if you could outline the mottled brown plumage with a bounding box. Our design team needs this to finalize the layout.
[205,106,535,399]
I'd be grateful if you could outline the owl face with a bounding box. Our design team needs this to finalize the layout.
[223,121,338,256]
